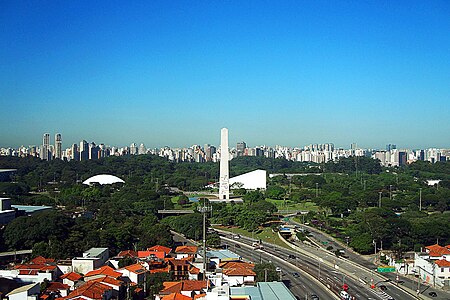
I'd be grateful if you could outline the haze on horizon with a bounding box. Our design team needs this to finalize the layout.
[1,1,449,150]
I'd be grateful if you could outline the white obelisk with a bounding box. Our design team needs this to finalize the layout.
[219,128,229,200]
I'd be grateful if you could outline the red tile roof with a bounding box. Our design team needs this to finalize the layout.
[175,246,198,254]
[161,281,207,294]
[31,256,55,265]
[46,282,70,291]
[117,250,138,258]
[161,293,192,300]
[220,261,256,276]
[61,272,83,281]
[66,281,112,299]
[123,263,147,274]
[91,276,124,287]
[189,266,200,275]
[85,266,122,279]
[425,244,450,257]
[138,250,165,259]
[148,245,172,254]
[14,263,57,273]
[435,259,450,267]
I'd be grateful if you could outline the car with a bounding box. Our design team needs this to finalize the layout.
[310,295,319,300]
[379,285,387,291]
[276,266,282,272]
[428,292,437,297]
[339,291,351,300]
[288,254,296,259]
[292,272,300,277]
[233,234,240,239]
[235,244,241,248]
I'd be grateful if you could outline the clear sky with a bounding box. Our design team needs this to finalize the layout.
[1,1,449,150]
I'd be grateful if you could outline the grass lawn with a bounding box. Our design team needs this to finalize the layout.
[213,225,290,249]
[266,199,320,212]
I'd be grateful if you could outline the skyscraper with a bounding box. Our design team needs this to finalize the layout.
[79,140,89,161]
[219,128,229,200]
[71,143,79,161]
[55,133,62,159]
[237,141,247,156]
[41,133,51,160]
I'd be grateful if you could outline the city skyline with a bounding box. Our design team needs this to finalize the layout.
[1,1,450,149]
[1,130,449,152]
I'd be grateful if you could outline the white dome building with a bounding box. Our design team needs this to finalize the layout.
[82,174,125,185]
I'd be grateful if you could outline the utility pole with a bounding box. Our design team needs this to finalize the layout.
[419,188,422,211]
[378,191,382,208]
[389,185,392,200]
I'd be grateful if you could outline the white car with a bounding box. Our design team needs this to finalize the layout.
[276,267,282,272]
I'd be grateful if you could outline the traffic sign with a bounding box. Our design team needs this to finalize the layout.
[377,266,396,273]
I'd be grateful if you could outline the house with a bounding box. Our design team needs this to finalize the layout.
[41,282,70,298]
[138,250,166,260]
[84,265,122,282]
[90,276,125,299]
[65,281,113,300]
[188,265,201,280]
[219,261,255,286]
[148,245,172,256]
[414,244,450,287]
[206,250,241,269]
[60,272,83,290]
[167,258,193,280]
[117,263,148,284]
[175,246,198,259]
[6,283,40,300]
[156,280,208,300]
[0,259,58,284]
[109,250,138,269]
[72,247,109,274]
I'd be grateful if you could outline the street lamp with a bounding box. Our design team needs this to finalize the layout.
[198,201,212,278]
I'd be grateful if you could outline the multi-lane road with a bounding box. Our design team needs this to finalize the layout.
[219,231,414,300]
[288,219,450,300]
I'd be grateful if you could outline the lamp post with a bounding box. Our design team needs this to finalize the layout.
[198,200,212,279]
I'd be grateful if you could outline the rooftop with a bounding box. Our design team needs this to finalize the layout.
[206,249,241,261]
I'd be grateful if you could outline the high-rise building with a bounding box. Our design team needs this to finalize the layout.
[138,143,146,155]
[399,151,407,166]
[237,141,246,156]
[386,144,397,151]
[219,128,229,200]
[55,133,62,159]
[89,142,99,160]
[130,143,137,155]
[41,133,51,160]
[79,140,89,161]
[71,143,79,161]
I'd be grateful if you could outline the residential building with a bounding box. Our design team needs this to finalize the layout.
[72,247,109,274]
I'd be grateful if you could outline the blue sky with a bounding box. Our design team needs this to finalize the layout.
[1,1,449,149]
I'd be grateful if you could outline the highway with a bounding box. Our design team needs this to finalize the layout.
[223,238,337,300]
[219,231,402,300]
[289,219,450,300]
